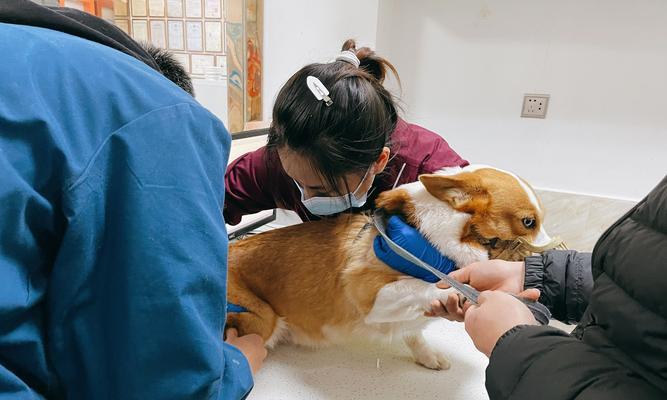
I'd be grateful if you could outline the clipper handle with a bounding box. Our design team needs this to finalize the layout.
[513,296,551,325]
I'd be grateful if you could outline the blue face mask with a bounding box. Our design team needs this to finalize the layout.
[294,168,374,216]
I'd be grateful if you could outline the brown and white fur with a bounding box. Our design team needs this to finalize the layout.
[226,165,551,369]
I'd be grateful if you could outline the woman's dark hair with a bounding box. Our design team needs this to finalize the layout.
[267,39,399,195]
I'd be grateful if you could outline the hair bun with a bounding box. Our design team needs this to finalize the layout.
[340,39,398,85]
[341,39,358,52]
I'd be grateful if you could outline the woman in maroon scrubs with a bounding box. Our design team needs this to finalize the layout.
[224,40,468,225]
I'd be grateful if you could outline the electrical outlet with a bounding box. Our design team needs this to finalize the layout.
[521,94,550,118]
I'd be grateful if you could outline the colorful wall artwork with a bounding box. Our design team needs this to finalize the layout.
[226,0,263,133]
[245,0,262,124]
[225,0,244,134]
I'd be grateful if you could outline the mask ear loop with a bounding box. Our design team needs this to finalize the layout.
[392,163,407,189]
[344,166,377,208]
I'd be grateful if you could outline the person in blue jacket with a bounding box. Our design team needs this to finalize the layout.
[0,2,265,398]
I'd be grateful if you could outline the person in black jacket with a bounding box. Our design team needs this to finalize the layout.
[431,176,667,399]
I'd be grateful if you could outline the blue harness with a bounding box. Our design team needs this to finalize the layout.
[227,303,248,313]
[373,215,455,282]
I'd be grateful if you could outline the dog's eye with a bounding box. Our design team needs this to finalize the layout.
[522,217,536,229]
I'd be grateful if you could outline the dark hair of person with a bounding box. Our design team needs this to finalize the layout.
[141,42,195,96]
[267,39,399,196]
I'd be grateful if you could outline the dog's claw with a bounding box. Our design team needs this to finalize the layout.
[413,349,451,370]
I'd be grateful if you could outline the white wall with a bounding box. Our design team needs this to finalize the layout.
[376,0,667,200]
[262,0,379,121]
[193,79,228,126]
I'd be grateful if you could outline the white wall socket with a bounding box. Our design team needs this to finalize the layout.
[521,94,550,118]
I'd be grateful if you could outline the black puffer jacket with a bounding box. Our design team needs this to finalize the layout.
[486,176,667,399]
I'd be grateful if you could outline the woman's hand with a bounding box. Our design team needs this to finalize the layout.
[374,216,456,282]
[426,259,540,319]
[464,291,538,357]
[424,293,466,321]
[225,328,268,375]
[441,259,528,293]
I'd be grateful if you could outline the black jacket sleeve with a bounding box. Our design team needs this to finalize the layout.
[524,250,593,323]
[486,325,664,400]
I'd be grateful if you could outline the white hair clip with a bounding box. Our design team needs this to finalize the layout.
[336,50,360,68]
[306,76,333,106]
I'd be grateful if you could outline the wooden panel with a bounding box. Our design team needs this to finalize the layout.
[225,0,244,133]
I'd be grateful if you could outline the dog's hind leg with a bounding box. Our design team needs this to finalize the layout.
[226,286,284,347]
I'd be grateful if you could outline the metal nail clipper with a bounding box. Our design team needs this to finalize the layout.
[372,211,552,325]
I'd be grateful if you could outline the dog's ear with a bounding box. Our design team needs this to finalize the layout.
[375,188,415,216]
[419,173,488,213]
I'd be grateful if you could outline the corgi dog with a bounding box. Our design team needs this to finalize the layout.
[226,165,554,370]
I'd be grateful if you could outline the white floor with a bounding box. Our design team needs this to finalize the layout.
[249,319,490,400]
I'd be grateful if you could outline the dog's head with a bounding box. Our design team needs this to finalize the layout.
[376,165,553,264]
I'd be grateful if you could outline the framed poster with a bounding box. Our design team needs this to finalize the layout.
[204,21,223,52]
[131,20,148,41]
[185,0,202,18]
[150,20,166,48]
[216,55,227,70]
[114,0,129,16]
[172,53,190,72]
[130,0,147,16]
[191,54,215,75]
[167,21,184,50]
[204,0,221,18]
[186,21,203,51]
[167,0,183,17]
[148,0,165,16]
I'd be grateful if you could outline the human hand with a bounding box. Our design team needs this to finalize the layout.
[225,328,268,374]
[426,259,540,319]
[438,259,531,294]
[424,292,466,321]
[464,291,538,357]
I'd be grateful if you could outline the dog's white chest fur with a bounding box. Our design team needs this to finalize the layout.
[362,180,488,329]
[402,181,488,267]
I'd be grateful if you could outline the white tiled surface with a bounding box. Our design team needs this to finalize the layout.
[250,212,489,399]
[249,320,489,400]
[228,135,267,163]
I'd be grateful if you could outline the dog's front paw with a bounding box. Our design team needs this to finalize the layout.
[414,349,451,370]
[404,333,452,370]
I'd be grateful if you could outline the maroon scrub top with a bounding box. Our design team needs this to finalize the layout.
[223,119,469,225]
